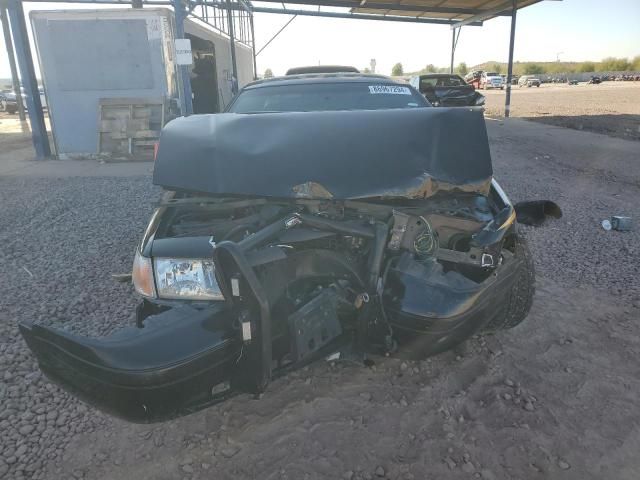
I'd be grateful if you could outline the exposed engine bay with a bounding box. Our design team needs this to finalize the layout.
[140,183,520,395]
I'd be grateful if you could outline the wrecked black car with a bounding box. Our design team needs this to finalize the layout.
[20,73,558,423]
[410,73,485,107]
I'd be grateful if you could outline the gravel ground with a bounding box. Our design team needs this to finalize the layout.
[1,119,639,480]
[484,82,640,141]
[0,175,159,479]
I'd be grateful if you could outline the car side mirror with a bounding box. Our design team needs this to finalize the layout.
[514,200,562,226]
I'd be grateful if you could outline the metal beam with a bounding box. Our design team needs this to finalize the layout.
[249,11,257,79]
[215,4,483,25]
[504,0,517,117]
[256,14,296,56]
[6,0,50,158]
[225,0,239,95]
[241,0,498,15]
[451,0,512,28]
[173,0,194,115]
[449,28,455,74]
[0,5,25,121]
[25,0,172,3]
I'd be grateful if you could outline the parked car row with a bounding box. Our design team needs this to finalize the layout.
[0,91,19,114]
[518,75,541,87]
[0,87,47,114]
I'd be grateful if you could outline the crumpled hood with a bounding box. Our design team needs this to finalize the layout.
[153,107,493,200]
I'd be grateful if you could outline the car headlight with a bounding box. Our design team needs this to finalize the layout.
[154,258,223,300]
[475,95,486,106]
[132,250,156,298]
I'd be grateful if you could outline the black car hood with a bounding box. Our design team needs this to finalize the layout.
[153,108,492,200]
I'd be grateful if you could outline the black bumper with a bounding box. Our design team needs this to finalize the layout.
[385,251,521,356]
[19,250,524,421]
[19,305,240,423]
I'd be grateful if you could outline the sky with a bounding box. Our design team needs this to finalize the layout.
[1,0,639,79]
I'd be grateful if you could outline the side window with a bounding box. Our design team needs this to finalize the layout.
[420,78,437,90]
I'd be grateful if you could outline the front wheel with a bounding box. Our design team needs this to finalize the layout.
[482,236,535,331]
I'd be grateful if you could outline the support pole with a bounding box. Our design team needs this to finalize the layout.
[504,0,517,118]
[450,27,456,74]
[6,0,50,158]
[173,0,193,115]
[226,0,238,95]
[1,6,25,121]
[249,12,257,80]
[255,14,296,57]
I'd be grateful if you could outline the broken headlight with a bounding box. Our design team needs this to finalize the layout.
[132,250,156,299]
[153,258,223,301]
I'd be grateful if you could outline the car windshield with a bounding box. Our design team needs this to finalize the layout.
[486,72,499,77]
[420,76,466,88]
[228,82,427,113]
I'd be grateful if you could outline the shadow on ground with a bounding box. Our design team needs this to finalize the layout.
[522,114,640,141]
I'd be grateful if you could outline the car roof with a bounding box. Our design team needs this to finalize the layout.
[414,73,462,78]
[286,65,360,75]
[243,73,404,90]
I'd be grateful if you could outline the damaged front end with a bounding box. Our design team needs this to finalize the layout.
[19,108,550,422]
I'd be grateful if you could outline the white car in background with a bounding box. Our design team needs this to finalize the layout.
[481,72,504,90]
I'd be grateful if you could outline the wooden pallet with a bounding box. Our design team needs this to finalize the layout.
[97,97,164,161]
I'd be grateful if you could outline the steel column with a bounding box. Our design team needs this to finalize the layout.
[173,0,193,115]
[449,27,455,74]
[225,0,238,94]
[6,0,50,158]
[1,5,25,121]
[504,0,517,118]
[249,11,257,79]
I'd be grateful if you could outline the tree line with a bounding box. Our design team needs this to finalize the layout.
[390,56,640,77]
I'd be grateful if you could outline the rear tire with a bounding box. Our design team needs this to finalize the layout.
[482,236,535,331]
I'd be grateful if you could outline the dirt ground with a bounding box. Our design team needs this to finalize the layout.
[483,82,640,141]
[1,116,640,480]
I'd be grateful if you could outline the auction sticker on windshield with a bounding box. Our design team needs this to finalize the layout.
[368,85,412,95]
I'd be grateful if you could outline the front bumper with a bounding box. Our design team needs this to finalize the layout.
[19,305,240,423]
[385,247,521,357]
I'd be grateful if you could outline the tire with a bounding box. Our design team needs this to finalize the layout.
[482,236,535,331]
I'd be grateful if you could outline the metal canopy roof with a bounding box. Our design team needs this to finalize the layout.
[252,0,546,26]
[2,0,556,159]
